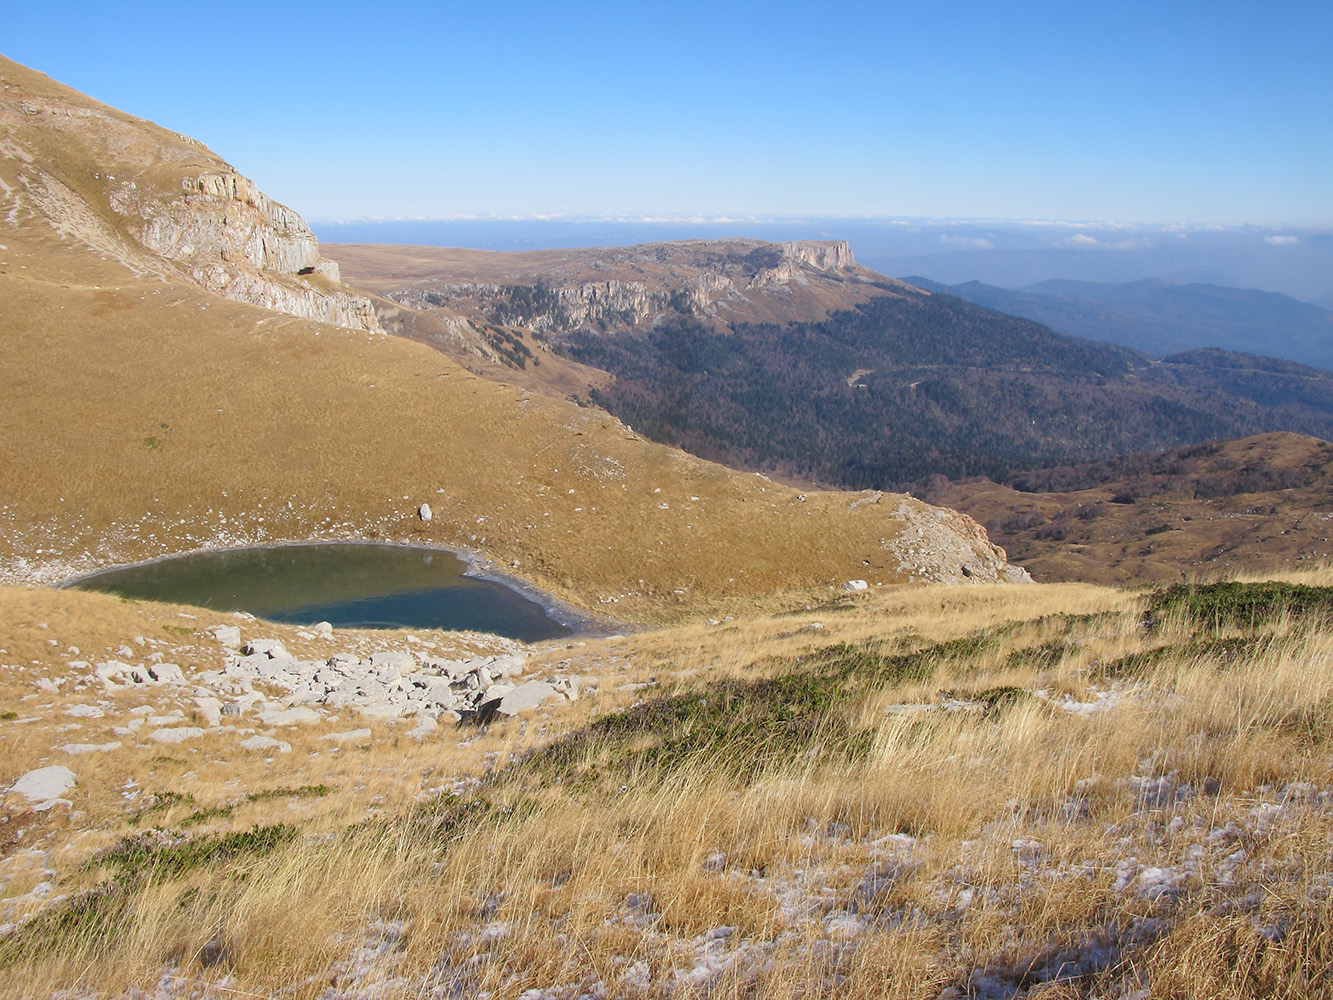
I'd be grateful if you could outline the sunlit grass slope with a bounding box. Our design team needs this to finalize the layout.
[5,572,1333,997]
[0,53,1011,619]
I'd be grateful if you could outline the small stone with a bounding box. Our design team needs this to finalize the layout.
[238,735,291,753]
[840,579,869,592]
[311,621,334,637]
[149,727,204,743]
[419,503,432,522]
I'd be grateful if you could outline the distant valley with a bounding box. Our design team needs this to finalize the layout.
[333,242,1333,490]
[918,432,1333,585]
[905,275,1333,371]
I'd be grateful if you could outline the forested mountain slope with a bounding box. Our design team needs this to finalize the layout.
[563,294,1333,488]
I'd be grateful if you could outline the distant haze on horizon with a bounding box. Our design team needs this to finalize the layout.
[5,0,1330,228]
[309,216,1333,306]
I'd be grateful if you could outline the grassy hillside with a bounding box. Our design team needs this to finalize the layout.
[4,573,1333,997]
[0,54,1017,617]
[919,433,1333,585]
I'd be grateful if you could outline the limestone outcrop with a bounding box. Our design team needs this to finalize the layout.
[108,170,384,333]
[334,238,897,348]
[0,55,381,333]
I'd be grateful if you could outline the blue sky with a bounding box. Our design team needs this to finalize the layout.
[5,1,1330,225]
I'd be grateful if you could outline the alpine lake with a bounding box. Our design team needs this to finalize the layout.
[68,543,573,643]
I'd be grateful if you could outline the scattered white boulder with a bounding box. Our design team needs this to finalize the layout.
[408,714,438,739]
[370,650,417,676]
[208,625,242,647]
[149,727,204,743]
[258,707,321,726]
[59,742,122,755]
[8,766,76,807]
[238,735,291,753]
[419,503,432,522]
[322,728,372,744]
[483,680,559,718]
[194,696,223,727]
[840,579,869,592]
[243,639,289,659]
[96,661,186,689]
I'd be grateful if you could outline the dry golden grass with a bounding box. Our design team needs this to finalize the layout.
[4,573,1333,997]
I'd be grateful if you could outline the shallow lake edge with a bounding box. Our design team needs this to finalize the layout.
[59,538,620,640]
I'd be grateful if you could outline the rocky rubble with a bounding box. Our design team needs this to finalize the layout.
[160,626,582,730]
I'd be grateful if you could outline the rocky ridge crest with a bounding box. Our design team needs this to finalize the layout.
[0,55,381,333]
[331,238,902,351]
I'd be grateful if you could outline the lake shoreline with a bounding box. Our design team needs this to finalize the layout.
[61,538,619,641]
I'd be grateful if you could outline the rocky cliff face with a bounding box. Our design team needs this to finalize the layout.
[347,238,888,342]
[0,56,381,333]
[107,170,383,333]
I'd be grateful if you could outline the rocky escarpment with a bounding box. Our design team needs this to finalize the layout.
[107,170,383,333]
[386,240,865,335]
[334,239,899,350]
[0,55,381,333]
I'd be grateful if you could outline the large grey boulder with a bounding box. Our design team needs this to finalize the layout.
[8,766,77,806]
[258,707,321,726]
[479,680,559,720]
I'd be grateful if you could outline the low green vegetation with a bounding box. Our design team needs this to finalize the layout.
[1148,580,1333,629]
[91,825,298,886]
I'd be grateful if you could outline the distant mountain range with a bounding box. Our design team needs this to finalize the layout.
[904,276,1333,371]
[863,230,1333,306]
